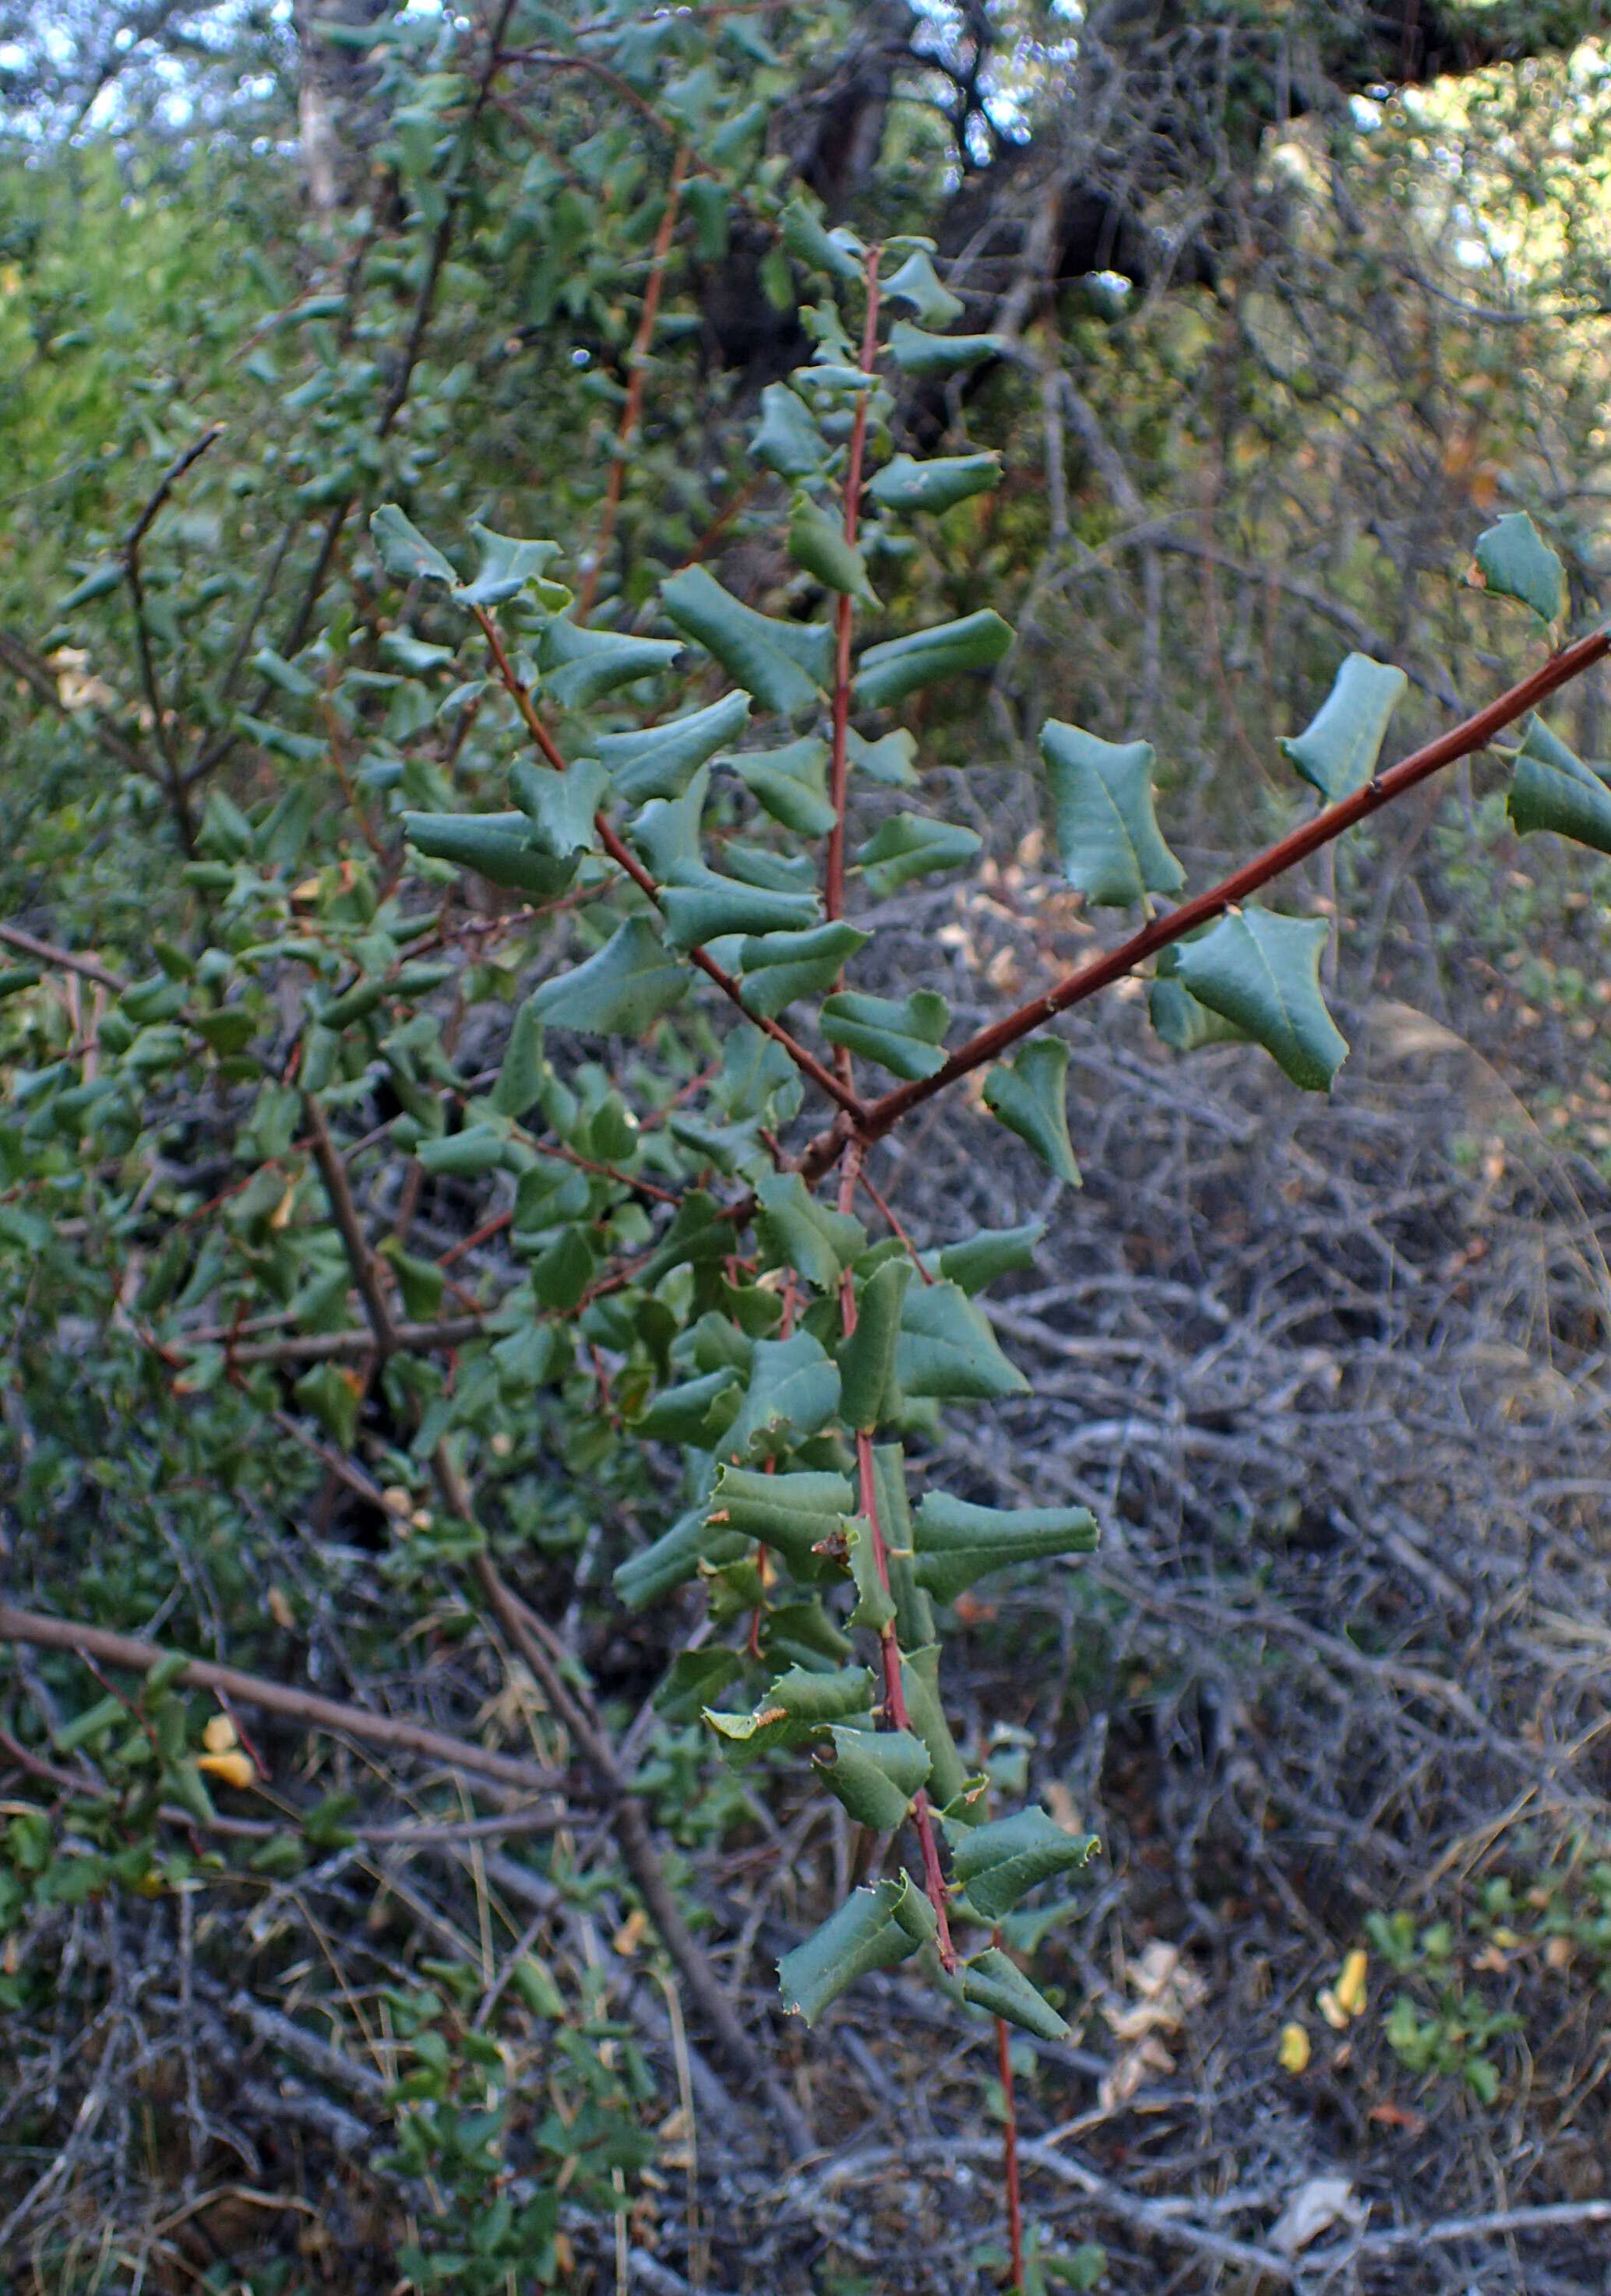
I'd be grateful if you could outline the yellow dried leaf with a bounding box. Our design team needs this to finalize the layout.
[613,1907,649,1958]
[1335,1948,1368,2020]
[196,1748,256,1789]
[202,1714,238,1754]
[1278,2021,1311,2074]
[267,1585,295,1630]
[1317,1988,1348,2031]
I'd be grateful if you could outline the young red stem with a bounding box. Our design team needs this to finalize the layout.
[995,1990,1025,2290]
[824,248,883,932]
[858,625,1611,1142]
[576,147,688,625]
[837,1148,957,1970]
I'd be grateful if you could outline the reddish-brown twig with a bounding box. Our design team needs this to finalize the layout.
[824,246,883,935]
[576,147,689,625]
[858,624,1611,1141]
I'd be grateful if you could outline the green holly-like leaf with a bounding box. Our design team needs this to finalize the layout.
[854,611,1013,710]
[1147,972,1250,1055]
[780,195,864,281]
[704,1664,875,1757]
[707,1466,854,1570]
[1506,715,1611,854]
[958,1949,1070,2042]
[634,1368,743,1446]
[947,1807,1100,1917]
[881,248,964,326]
[725,736,836,836]
[869,1444,933,1650]
[509,754,608,860]
[820,989,949,1079]
[661,566,834,716]
[489,998,547,1118]
[867,453,1000,515]
[720,1331,841,1462]
[896,1281,1028,1402]
[789,492,879,605]
[370,503,457,587]
[527,916,689,1036]
[538,616,680,710]
[401,811,578,898]
[911,1491,1097,1601]
[1172,907,1346,1091]
[661,875,820,952]
[295,1361,361,1449]
[630,767,821,948]
[847,727,918,786]
[982,1038,1078,1185]
[592,690,752,805]
[887,320,1006,375]
[613,1504,747,1610]
[855,812,982,897]
[735,921,869,1017]
[933,1223,1045,1294]
[1280,653,1408,802]
[755,1171,865,1291]
[837,1255,913,1431]
[654,1648,743,1725]
[899,1643,971,1808]
[455,523,568,611]
[777,1872,937,2024]
[370,508,569,615]
[1040,720,1184,907]
[1472,511,1567,625]
[813,1727,930,1829]
[753,382,830,479]
[843,1512,897,1632]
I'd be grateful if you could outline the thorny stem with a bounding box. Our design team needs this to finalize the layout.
[576,147,689,625]
[858,624,1611,1142]
[824,246,883,938]
[837,1146,957,1971]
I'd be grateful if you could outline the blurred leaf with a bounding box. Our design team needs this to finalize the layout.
[1471,511,1566,625]
[887,321,1006,375]
[753,382,829,478]
[882,248,964,325]
[868,452,999,513]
